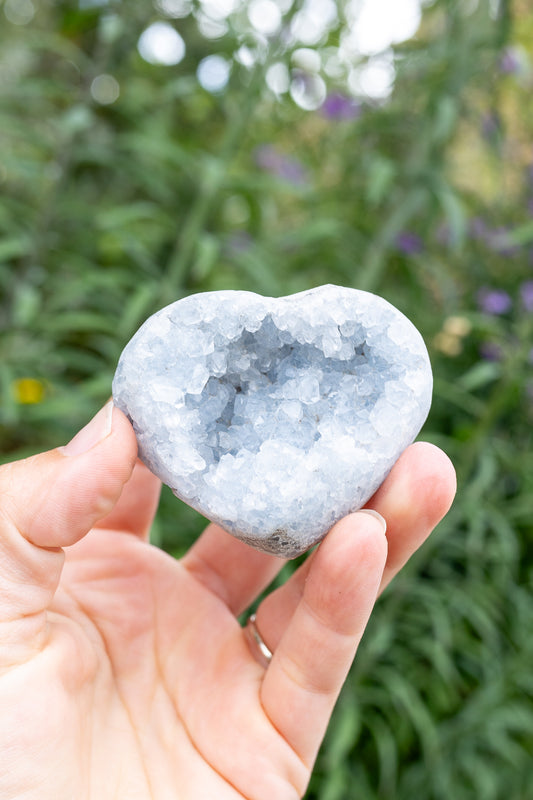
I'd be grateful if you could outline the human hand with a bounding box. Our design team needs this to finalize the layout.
[0,403,455,799]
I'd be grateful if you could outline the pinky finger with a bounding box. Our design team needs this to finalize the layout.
[259,511,387,768]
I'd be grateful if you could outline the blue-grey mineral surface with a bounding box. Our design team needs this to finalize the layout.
[112,285,432,557]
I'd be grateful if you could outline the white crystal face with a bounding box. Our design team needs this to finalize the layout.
[112,285,433,557]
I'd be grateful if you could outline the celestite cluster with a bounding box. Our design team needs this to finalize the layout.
[112,285,432,557]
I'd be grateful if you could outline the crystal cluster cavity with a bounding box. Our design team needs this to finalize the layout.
[112,285,433,557]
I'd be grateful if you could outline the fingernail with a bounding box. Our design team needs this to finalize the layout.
[359,509,387,534]
[60,400,114,457]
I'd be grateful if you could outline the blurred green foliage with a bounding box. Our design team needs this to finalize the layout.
[1,0,533,796]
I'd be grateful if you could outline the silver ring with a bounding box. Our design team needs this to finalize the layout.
[244,613,273,669]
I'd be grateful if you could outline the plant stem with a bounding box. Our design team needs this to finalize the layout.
[162,66,265,297]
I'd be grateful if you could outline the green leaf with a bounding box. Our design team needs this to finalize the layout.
[497,220,533,247]
[0,238,31,262]
[95,202,163,231]
[12,285,40,326]
[436,185,467,247]
[459,361,502,392]
[43,312,117,335]
[366,157,397,207]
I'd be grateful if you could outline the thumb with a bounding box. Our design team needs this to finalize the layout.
[0,402,137,632]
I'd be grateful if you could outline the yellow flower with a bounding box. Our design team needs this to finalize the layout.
[443,316,472,337]
[434,315,472,356]
[434,331,463,357]
[13,378,45,404]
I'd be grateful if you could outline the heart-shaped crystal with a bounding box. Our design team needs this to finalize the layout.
[112,285,432,557]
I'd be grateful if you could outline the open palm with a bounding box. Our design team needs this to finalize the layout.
[0,406,455,799]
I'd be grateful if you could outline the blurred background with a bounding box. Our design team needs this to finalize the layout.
[0,0,532,796]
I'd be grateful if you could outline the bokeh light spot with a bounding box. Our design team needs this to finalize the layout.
[4,0,35,26]
[199,0,240,21]
[347,0,422,56]
[248,0,282,36]
[197,14,229,39]
[197,55,231,93]
[292,48,321,73]
[138,22,186,66]
[266,62,290,95]
[235,45,256,68]
[290,72,326,110]
[274,0,293,10]
[155,0,192,18]
[349,53,396,100]
[90,74,120,105]
[290,0,337,46]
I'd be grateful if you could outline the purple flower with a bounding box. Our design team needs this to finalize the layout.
[395,231,423,255]
[480,341,504,361]
[477,287,512,315]
[500,47,521,74]
[470,217,490,241]
[321,92,362,121]
[469,218,520,256]
[521,280,533,312]
[226,232,253,255]
[487,226,521,256]
[254,145,307,186]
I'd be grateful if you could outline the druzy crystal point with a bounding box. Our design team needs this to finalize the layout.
[112,285,432,557]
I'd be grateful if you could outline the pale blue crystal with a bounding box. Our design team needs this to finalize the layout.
[112,285,432,557]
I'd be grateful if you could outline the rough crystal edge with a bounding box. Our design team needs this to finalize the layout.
[112,285,433,558]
